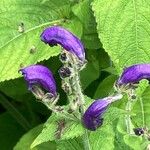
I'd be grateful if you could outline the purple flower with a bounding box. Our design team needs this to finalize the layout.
[20,65,57,97]
[117,64,150,86]
[82,94,122,131]
[40,26,85,61]
[82,100,109,131]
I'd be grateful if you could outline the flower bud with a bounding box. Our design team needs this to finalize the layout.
[40,26,85,61]
[59,67,71,78]
[59,52,68,62]
[117,64,150,86]
[20,65,57,99]
[82,94,123,131]
[82,99,110,131]
[133,128,145,136]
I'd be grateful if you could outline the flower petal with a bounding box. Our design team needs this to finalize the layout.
[20,65,56,96]
[40,26,85,61]
[117,64,150,86]
[82,99,111,131]
[82,94,122,131]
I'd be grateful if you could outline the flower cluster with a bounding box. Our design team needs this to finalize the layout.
[20,25,150,133]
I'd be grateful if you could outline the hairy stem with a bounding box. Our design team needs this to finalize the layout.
[76,79,91,150]
[43,102,77,121]
[72,61,91,150]
[60,50,91,150]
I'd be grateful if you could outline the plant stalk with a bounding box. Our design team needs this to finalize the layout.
[60,51,91,150]
[139,97,145,127]
[73,62,91,150]
[43,102,77,121]
[125,97,133,134]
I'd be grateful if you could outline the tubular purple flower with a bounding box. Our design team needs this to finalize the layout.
[117,64,150,86]
[82,94,122,131]
[20,65,57,97]
[40,26,85,61]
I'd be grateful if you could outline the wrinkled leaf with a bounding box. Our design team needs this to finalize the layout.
[92,0,150,73]
[0,0,82,82]
[72,0,101,49]
[14,124,56,150]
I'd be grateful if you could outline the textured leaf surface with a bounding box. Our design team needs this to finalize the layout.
[31,115,84,148]
[0,0,82,82]
[92,0,150,73]
[57,137,83,150]
[123,135,147,150]
[94,75,117,99]
[31,96,93,148]
[72,0,100,49]
[14,124,56,150]
[116,118,143,150]
[133,85,150,128]
[89,125,115,150]
[80,49,102,89]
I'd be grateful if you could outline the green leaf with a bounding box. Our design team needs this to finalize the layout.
[135,79,149,97]
[82,48,111,92]
[103,107,125,126]
[56,137,83,150]
[31,96,93,148]
[127,80,150,128]
[0,78,28,100]
[0,0,83,82]
[133,86,150,128]
[14,124,56,150]
[0,112,25,150]
[31,96,125,149]
[72,0,101,49]
[0,93,31,130]
[116,117,150,150]
[80,49,101,89]
[31,115,84,148]
[94,75,117,99]
[89,125,115,150]
[102,67,118,75]
[123,135,147,150]
[114,130,132,150]
[92,0,150,73]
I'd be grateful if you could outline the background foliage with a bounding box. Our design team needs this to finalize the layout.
[0,0,150,149]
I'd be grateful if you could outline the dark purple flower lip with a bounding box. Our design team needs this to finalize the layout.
[40,26,85,61]
[20,65,57,98]
[82,94,122,131]
[117,64,150,86]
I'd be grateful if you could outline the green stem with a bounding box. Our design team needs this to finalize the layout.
[60,50,91,150]
[125,97,133,134]
[44,102,77,121]
[0,92,31,131]
[73,65,91,150]
[139,97,145,126]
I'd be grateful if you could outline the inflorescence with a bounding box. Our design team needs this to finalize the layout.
[20,26,150,137]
